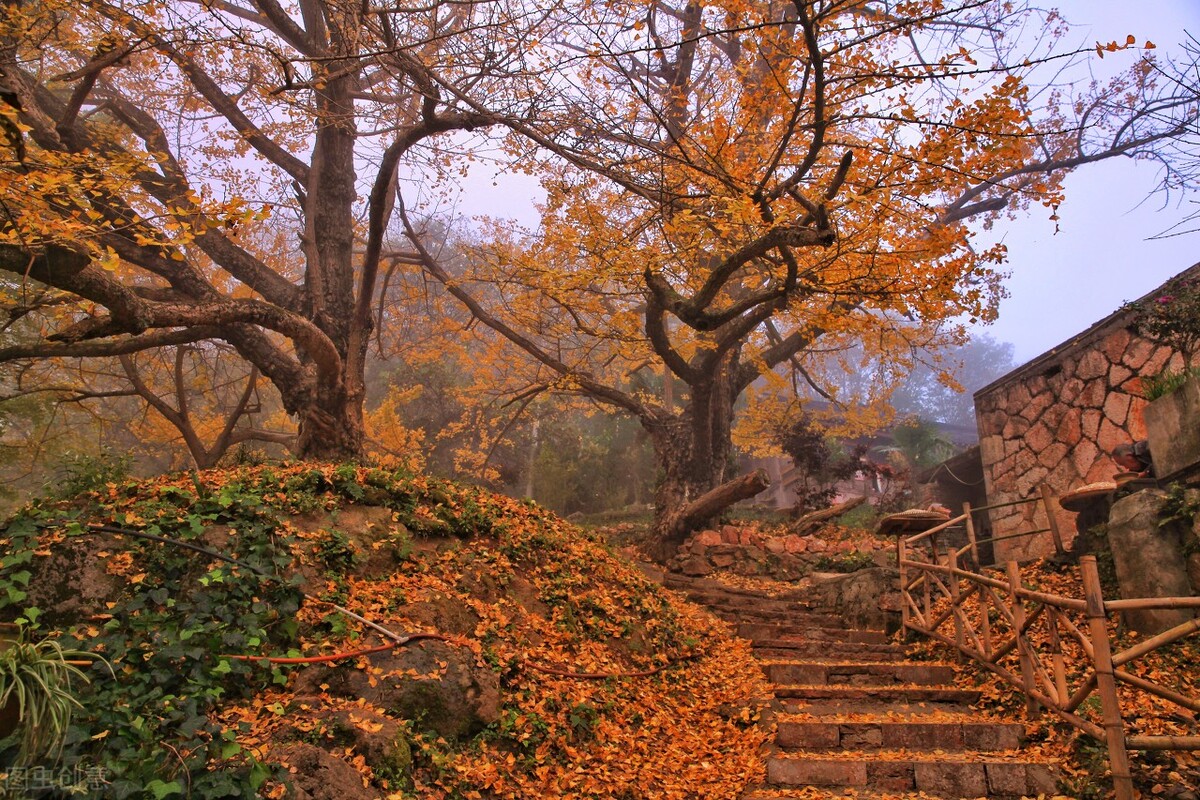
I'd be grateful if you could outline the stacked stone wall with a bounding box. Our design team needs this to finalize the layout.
[976,319,1183,562]
[671,524,893,579]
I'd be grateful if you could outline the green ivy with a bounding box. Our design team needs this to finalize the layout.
[0,477,306,797]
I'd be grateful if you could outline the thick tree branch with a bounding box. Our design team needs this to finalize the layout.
[0,327,221,361]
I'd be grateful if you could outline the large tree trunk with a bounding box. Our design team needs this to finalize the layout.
[295,384,364,460]
[291,64,367,462]
[647,363,769,560]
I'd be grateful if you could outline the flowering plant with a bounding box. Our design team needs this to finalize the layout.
[1126,274,1200,399]
[1128,274,1200,362]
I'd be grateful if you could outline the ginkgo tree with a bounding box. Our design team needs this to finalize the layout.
[405,0,1200,551]
[0,0,559,458]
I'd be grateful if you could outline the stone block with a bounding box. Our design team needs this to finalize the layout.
[1055,408,1083,444]
[1060,377,1085,404]
[839,724,883,748]
[1097,418,1129,456]
[1038,442,1070,470]
[1128,399,1148,439]
[1086,459,1116,483]
[1103,327,1132,363]
[808,537,828,553]
[1145,374,1200,480]
[962,722,1022,751]
[1010,383,1032,408]
[865,761,915,792]
[1026,422,1053,453]
[1014,449,1038,475]
[1109,363,1133,389]
[694,529,722,547]
[783,535,807,554]
[1123,337,1156,370]
[1043,404,1066,430]
[767,758,865,787]
[1080,379,1108,407]
[1076,350,1110,381]
[679,556,713,577]
[979,435,1005,466]
[1014,466,1049,497]
[776,721,839,748]
[1104,392,1132,427]
[985,761,1029,795]
[1150,344,1180,374]
[913,761,987,797]
[881,722,962,750]
[710,553,736,568]
[1019,391,1053,423]
[1082,409,1103,440]
[1108,490,1195,635]
[1072,439,1099,478]
[764,537,787,554]
[720,524,740,544]
[1026,764,1060,795]
[1001,416,1031,439]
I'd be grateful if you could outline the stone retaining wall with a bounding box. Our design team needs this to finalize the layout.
[671,524,892,580]
[975,314,1183,562]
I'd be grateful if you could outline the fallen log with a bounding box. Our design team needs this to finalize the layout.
[791,494,866,535]
[655,469,770,560]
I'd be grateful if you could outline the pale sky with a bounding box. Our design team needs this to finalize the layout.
[447,2,1200,365]
[969,1,1200,361]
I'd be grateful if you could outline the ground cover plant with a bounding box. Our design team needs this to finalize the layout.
[0,463,770,799]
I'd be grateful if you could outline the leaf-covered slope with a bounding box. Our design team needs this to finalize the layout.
[0,463,770,799]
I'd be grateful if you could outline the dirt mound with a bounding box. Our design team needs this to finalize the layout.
[0,463,769,799]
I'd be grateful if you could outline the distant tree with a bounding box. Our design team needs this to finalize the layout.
[882,418,959,472]
[887,335,1017,427]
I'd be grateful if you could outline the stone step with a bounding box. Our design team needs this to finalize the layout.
[766,752,1058,798]
[736,623,890,644]
[715,609,846,627]
[752,640,908,661]
[677,590,819,610]
[761,661,956,686]
[772,685,982,704]
[659,575,789,596]
[782,699,977,717]
[775,716,1024,751]
[743,790,940,800]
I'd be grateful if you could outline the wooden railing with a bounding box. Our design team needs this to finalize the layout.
[898,491,1200,800]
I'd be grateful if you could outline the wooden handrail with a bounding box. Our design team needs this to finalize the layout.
[899,558,1089,611]
[1105,596,1200,611]
[966,495,1044,514]
[898,494,1200,800]
[1112,618,1200,667]
[902,513,968,544]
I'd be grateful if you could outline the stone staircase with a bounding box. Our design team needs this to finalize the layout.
[659,572,1060,799]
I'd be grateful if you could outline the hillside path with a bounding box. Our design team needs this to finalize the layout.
[652,570,1062,799]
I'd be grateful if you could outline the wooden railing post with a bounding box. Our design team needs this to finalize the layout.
[963,501,981,569]
[979,572,993,658]
[1006,560,1040,716]
[1081,555,1134,800]
[1047,607,1069,707]
[1039,483,1066,555]
[948,548,965,658]
[898,536,909,639]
